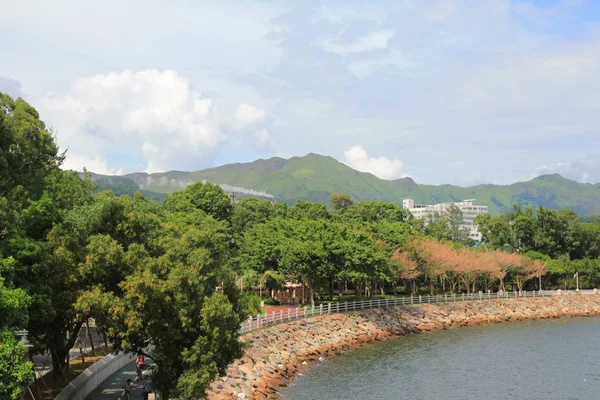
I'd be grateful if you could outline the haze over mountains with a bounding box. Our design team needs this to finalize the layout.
[87,153,600,216]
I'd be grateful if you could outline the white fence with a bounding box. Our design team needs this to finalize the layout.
[239,289,598,333]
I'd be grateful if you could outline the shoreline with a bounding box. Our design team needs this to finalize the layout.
[206,296,600,400]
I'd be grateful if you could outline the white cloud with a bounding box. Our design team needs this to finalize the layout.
[62,153,124,176]
[343,145,407,180]
[40,69,226,174]
[316,29,395,56]
[234,104,267,129]
[254,128,275,149]
[531,156,600,183]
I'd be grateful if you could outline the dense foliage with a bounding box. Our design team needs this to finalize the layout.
[0,93,243,398]
[0,278,34,399]
[3,91,600,398]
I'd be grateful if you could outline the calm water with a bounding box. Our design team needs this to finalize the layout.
[281,317,600,400]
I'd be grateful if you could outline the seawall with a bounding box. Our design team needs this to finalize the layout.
[206,296,600,400]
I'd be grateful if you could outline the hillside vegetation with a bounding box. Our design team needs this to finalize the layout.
[87,153,600,216]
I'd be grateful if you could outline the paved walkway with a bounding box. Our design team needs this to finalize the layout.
[85,361,149,399]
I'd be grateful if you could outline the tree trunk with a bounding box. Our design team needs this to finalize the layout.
[79,337,85,364]
[329,278,334,301]
[307,277,315,308]
[50,320,85,381]
[51,349,68,382]
[428,276,434,296]
[86,320,96,356]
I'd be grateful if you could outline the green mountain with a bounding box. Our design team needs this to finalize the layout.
[86,153,600,216]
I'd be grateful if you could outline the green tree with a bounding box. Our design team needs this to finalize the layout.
[78,211,242,399]
[445,204,467,242]
[0,93,63,200]
[0,278,33,399]
[164,181,232,221]
[424,212,451,240]
[356,200,408,223]
[330,193,354,211]
[474,214,512,248]
[287,200,330,220]
[231,197,277,239]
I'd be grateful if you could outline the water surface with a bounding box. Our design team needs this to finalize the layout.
[281,317,600,400]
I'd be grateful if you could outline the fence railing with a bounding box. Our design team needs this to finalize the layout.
[239,289,599,333]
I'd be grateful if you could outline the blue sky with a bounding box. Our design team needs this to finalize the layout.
[1,0,600,185]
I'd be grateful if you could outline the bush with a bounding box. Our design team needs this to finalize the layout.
[238,293,262,317]
[262,297,280,306]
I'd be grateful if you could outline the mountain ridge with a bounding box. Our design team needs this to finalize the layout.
[83,153,600,216]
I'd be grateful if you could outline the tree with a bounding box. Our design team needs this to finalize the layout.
[78,211,243,399]
[279,219,329,307]
[164,181,232,221]
[445,204,468,242]
[330,193,354,211]
[356,200,408,223]
[424,212,450,240]
[231,197,277,240]
[287,200,330,220]
[474,214,512,248]
[390,249,419,293]
[0,93,63,200]
[0,278,33,399]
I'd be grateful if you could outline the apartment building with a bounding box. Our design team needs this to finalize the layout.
[402,198,488,241]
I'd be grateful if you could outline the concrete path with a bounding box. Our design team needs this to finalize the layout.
[85,361,148,400]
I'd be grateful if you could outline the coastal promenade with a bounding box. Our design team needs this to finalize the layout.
[63,292,596,400]
[206,295,600,400]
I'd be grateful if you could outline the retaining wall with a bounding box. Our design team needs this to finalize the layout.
[55,351,135,400]
[206,296,600,400]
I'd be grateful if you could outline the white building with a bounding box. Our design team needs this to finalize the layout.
[402,198,488,241]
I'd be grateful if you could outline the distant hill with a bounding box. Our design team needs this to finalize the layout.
[83,172,167,203]
[85,153,600,216]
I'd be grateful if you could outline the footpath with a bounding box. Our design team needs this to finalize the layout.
[85,361,146,400]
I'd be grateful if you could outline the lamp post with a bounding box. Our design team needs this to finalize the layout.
[575,271,580,291]
[15,330,33,349]
[259,276,264,308]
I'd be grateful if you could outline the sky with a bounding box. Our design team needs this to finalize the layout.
[1,0,600,186]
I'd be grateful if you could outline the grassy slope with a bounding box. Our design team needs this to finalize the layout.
[88,154,600,215]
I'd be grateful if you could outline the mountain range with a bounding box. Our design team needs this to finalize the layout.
[86,153,600,216]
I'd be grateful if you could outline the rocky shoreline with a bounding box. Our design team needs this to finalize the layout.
[206,296,600,400]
